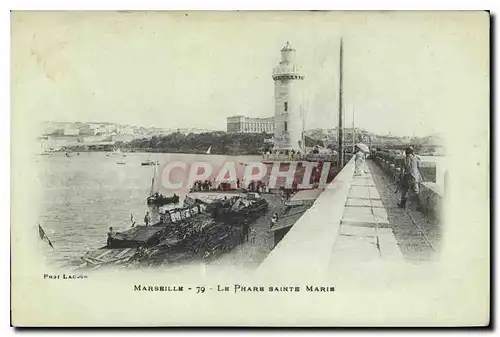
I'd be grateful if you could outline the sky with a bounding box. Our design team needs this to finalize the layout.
[11,11,489,137]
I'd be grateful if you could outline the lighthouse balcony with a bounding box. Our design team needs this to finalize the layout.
[272,65,305,80]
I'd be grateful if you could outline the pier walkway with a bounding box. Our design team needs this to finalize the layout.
[328,161,439,273]
[257,158,440,278]
[328,166,404,268]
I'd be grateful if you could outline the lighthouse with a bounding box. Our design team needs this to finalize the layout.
[272,41,305,152]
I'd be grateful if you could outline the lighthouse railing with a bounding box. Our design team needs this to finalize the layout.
[272,65,300,75]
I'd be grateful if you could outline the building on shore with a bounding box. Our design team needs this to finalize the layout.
[226,116,275,134]
[78,124,98,136]
[63,125,80,136]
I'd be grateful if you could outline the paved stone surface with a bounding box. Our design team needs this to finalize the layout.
[214,159,440,273]
[348,185,381,199]
[363,161,440,263]
[346,198,384,208]
[330,166,405,271]
[342,206,381,224]
[330,234,380,265]
[329,159,441,269]
[368,162,441,262]
[340,225,377,237]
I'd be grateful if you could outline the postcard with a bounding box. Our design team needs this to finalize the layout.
[11,10,490,327]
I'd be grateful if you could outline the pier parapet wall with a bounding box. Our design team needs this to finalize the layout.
[256,157,356,279]
[371,151,443,224]
[418,182,443,224]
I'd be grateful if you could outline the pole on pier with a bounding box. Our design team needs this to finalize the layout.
[338,38,344,168]
[352,106,356,153]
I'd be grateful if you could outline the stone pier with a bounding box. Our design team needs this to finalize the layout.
[257,157,441,278]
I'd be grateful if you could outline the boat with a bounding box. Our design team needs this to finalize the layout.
[117,159,126,165]
[40,148,56,156]
[78,193,268,269]
[145,163,181,208]
[147,193,180,207]
[79,247,137,269]
[141,157,157,166]
[39,141,56,156]
[206,146,211,155]
[78,164,269,269]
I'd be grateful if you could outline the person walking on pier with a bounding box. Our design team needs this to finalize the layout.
[399,146,421,209]
[354,145,366,176]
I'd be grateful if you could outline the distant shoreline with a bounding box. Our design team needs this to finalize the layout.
[42,149,263,156]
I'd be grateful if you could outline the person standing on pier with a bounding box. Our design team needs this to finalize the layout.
[144,211,151,226]
[242,221,250,243]
[354,145,366,176]
[399,146,421,209]
[270,213,279,227]
[107,227,115,247]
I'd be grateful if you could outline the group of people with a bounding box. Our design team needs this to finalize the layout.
[246,180,270,194]
[130,210,152,228]
[107,210,153,246]
[278,186,297,203]
[262,149,302,160]
[188,178,272,194]
[190,180,214,192]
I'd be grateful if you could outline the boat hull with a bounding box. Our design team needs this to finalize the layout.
[80,194,269,269]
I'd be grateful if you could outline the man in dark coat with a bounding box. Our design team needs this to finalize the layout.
[399,147,421,209]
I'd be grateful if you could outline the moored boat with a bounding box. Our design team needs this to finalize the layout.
[78,158,270,270]
[79,247,137,269]
[141,157,157,166]
[79,193,268,269]
[147,193,180,207]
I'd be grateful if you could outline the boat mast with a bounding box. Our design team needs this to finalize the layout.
[338,38,344,168]
[352,106,356,153]
[150,164,156,195]
[300,98,308,154]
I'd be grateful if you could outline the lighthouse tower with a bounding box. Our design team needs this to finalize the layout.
[272,41,305,152]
